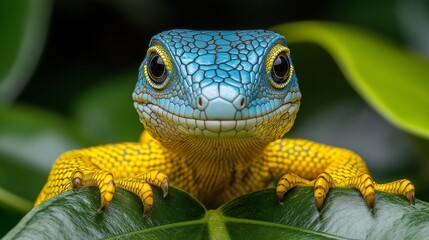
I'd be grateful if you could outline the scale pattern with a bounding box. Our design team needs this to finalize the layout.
[35,30,415,212]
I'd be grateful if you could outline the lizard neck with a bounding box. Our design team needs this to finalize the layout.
[162,137,269,205]
[174,138,268,169]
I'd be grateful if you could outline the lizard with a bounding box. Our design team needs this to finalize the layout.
[35,29,415,213]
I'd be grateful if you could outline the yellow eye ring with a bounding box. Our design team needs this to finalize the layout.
[144,45,173,90]
[266,44,294,89]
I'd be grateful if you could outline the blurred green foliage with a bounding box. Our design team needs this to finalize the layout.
[274,22,429,139]
[0,0,51,103]
[1,0,429,237]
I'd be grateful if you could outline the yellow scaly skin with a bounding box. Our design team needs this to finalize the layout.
[35,30,415,213]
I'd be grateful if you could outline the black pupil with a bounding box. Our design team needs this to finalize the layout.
[149,54,166,82]
[273,54,290,82]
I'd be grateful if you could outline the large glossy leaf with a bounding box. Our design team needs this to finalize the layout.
[0,0,51,103]
[4,187,429,239]
[271,22,429,139]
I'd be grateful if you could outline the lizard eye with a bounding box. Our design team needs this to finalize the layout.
[266,44,294,89]
[148,52,167,84]
[144,45,172,89]
[272,52,290,83]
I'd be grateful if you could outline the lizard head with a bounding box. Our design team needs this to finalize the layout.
[133,30,301,145]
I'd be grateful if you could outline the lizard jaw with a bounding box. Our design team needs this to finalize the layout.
[134,100,300,140]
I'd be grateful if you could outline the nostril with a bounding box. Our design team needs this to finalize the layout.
[240,98,245,108]
[233,95,246,110]
[196,95,208,110]
[198,96,203,106]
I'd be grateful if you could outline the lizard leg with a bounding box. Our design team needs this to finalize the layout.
[35,142,172,213]
[266,139,415,210]
[115,170,169,214]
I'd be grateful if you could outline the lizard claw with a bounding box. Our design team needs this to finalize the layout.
[161,178,169,197]
[402,181,415,206]
[71,168,84,189]
[406,189,416,206]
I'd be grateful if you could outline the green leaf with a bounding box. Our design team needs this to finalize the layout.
[0,0,52,103]
[5,187,429,239]
[4,188,207,239]
[271,21,429,139]
[0,104,92,211]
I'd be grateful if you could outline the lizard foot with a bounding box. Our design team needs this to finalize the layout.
[116,170,169,214]
[277,172,416,211]
[72,168,168,213]
[71,168,116,212]
[276,172,336,211]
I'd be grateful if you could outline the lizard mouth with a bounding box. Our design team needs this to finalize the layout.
[135,101,299,139]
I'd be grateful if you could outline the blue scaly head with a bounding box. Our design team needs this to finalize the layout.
[133,30,301,149]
